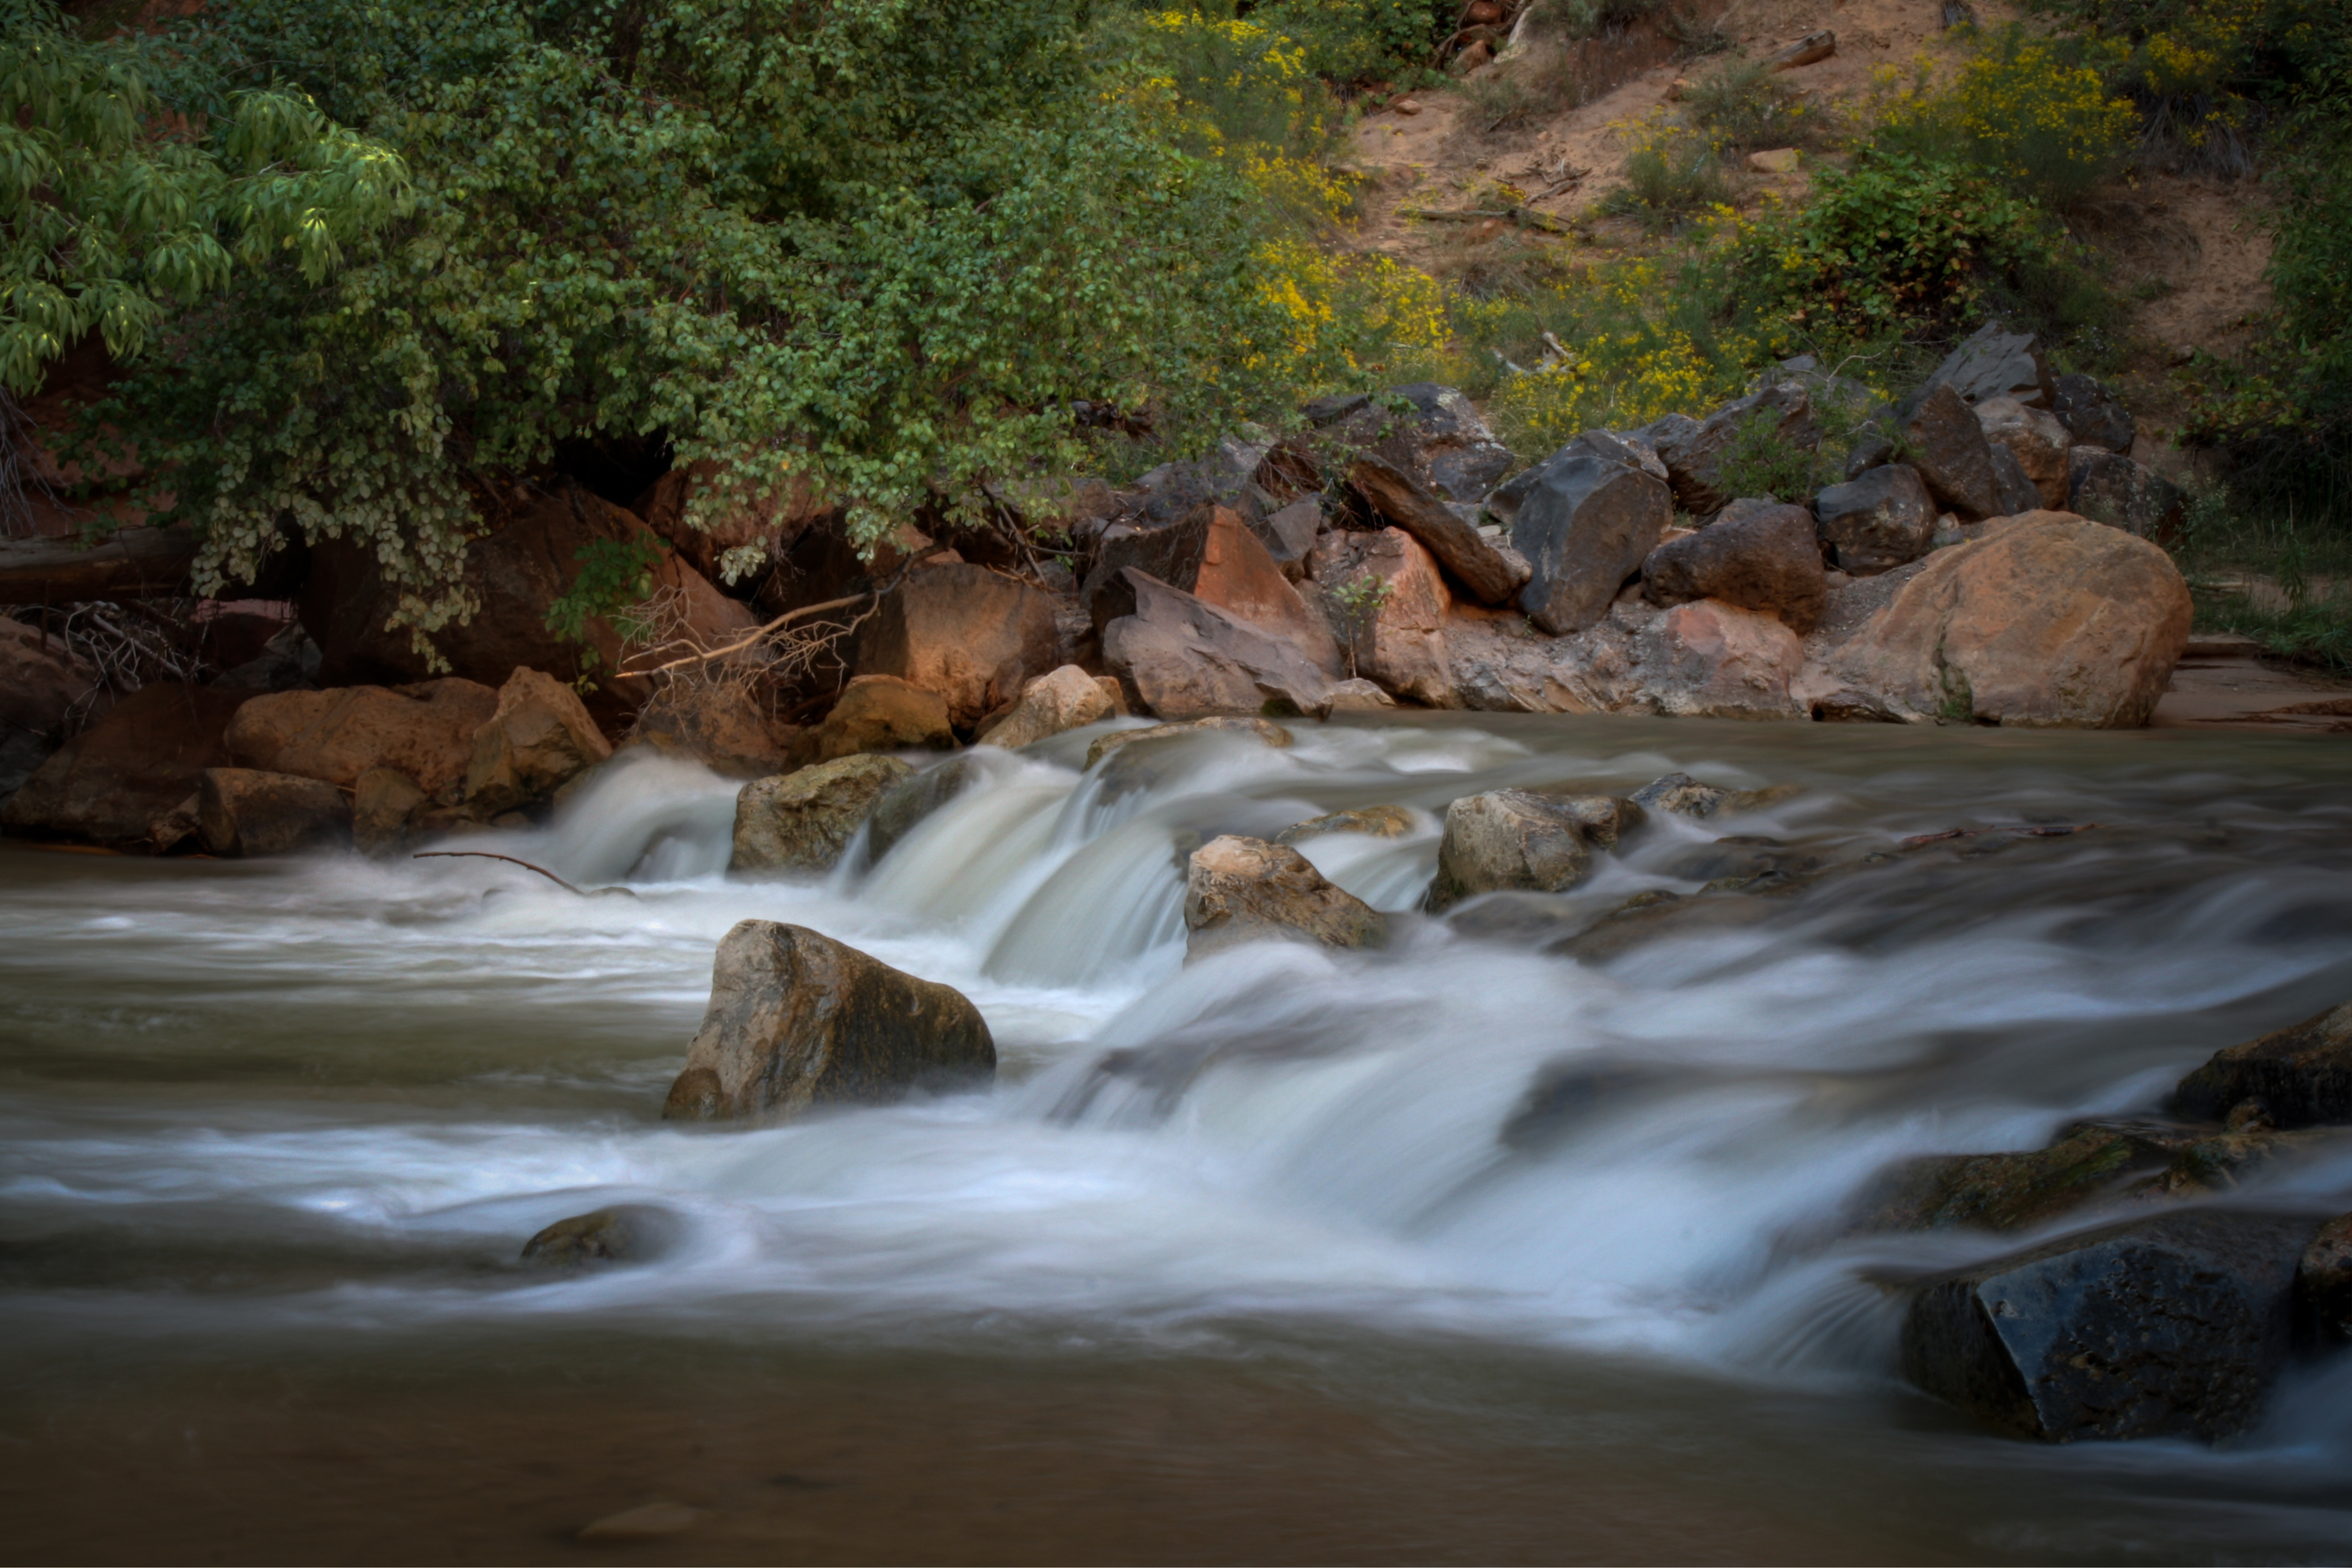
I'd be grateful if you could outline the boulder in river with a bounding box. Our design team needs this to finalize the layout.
[226,677,499,796]
[731,753,913,874]
[976,664,1115,750]
[1898,1209,2314,1443]
[2172,1000,2352,1129]
[1813,464,1936,576]
[1640,502,1825,633]
[197,767,352,857]
[1425,789,1618,911]
[1183,835,1387,959]
[2301,1213,2352,1345]
[1812,512,2191,727]
[851,560,1058,729]
[352,767,429,857]
[1856,1124,2190,1234]
[1,684,251,848]
[662,920,995,1121]
[1273,804,1417,845]
[520,1206,672,1267]
[1626,771,1792,819]
[463,667,614,815]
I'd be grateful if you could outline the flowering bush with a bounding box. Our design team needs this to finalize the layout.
[1870,35,2138,209]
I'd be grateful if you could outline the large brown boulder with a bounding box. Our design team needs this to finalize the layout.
[197,767,352,857]
[730,753,913,874]
[1102,570,1336,719]
[1897,383,2003,521]
[1640,504,1824,632]
[1,684,250,847]
[794,675,955,763]
[299,486,757,721]
[464,668,614,815]
[1632,599,1807,720]
[1506,433,1674,635]
[225,678,498,795]
[0,615,99,734]
[622,681,797,779]
[850,561,1056,729]
[1183,835,1387,959]
[1814,513,2191,727]
[2172,1000,2352,1129]
[1310,528,1454,706]
[630,461,829,588]
[661,920,994,1123]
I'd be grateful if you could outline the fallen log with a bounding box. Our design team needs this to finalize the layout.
[0,527,197,603]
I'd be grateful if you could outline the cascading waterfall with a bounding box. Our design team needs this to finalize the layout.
[5,712,2352,1560]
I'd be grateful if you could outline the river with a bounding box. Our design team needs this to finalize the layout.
[4,713,2351,1563]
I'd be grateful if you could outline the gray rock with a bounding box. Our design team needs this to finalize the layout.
[1250,497,1322,580]
[2052,373,2135,453]
[1988,441,2044,517]
[661,920,994,1121]
[1899,1209,2314,1443]
[2172,1000,2352,1129]
[1641,502,1826,632]
[197,767,351,857]
[1625,772,1795,818]
[1813,465,1937,574]
[2068,448,2186,542]
[1506,434,1675,634]
[521,1206,676,1267]
[1183,835,1387,959]
[1897,382,2004,521]
[731,754,913,875]
[1921,321,2054,408]
[1102,570,1336,719]
[1382,382,1519,502]
[1425,789,1615,911]
[1273,804,1417,845]
[2302,1213,2352,1345]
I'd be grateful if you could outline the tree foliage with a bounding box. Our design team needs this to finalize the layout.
[59,0,1396,646]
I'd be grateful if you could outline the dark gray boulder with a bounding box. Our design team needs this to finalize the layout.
[1505,434,1674,634]
[2068,448,2187,542]
[2172,1000,2352,1128]
[1381,382,1519,502]
[1898,1209,2315,1443]
[2052,372,2135,453]
[1989,441,2044,517]
[1921,321,2055,408]
[1250,497,1322,580]
[662,920,995,1122]
[1641,501,1826,632]
[1813,464,1937,574]
[1897,382,2004,520]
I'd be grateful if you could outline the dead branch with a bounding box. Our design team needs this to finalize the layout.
[412,849,613,897]
[1398,205,1573,235]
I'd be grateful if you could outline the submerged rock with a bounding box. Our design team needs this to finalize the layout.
[2172,1001,2352,1129]
[1856,1125,2190,1235]
[1898,1209,2314,1443]
[862,755,981,864]
[730,753,913,874]
[1183,835,1387,959]
[1273,804,1418,845]
[1083,715,1292,773]
[521,1207,665,1267]
[662,920,994,1121]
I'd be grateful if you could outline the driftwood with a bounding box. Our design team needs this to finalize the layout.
[1347,456,1531,608]
[412,849,638,898]
[0,526,197,602]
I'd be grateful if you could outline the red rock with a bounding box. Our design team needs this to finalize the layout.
[1,684,251,847]
[464,668,616,813]
[1312,528,1454,706]
[0,615,99,733]
[850,562,1057,729]
[795,675,955,764]
[226,678,499,795]
[197,767,351,857]
[1102,571,1336,720]
[1635,600,1807,719]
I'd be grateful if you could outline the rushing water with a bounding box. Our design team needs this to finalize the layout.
[4,713,2352,1564]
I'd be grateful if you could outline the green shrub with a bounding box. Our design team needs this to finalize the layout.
[1243,0,1454,85]
[1868,29,2138,211]
[1681,56,1834,150]
[1600,113,1730,230]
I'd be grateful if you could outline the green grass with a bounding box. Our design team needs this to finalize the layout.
[2174,487,2352,672]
